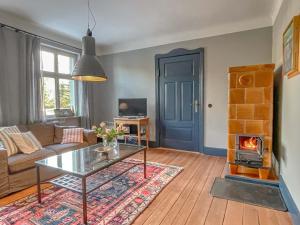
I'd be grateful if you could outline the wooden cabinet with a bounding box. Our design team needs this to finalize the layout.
[114,117,150,148]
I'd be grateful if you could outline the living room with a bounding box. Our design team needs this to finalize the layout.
[0,0,299,224]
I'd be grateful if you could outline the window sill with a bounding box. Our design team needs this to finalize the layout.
[46,116,81,121]
[46,116,81,127]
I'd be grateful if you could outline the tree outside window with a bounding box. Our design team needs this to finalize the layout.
[41,46,78,117]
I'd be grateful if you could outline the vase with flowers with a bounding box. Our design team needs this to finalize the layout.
[92,122,125,151]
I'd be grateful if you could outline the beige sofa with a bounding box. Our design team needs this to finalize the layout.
[0,123,97,198]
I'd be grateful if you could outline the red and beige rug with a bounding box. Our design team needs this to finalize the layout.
[0,159,182,225]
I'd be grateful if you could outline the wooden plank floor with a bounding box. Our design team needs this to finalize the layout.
[0,148,293,225]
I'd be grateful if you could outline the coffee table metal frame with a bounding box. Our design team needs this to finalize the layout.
[35,145,147,225]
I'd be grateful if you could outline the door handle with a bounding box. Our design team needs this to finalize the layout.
[192,100,200,113]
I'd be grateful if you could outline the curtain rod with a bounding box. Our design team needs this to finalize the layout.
[0,22,81,51]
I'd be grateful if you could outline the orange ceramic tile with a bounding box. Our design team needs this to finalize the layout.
[238,166,259,175]
[258,168,271,179]
[264,136,272,151]
[236,104,254,119]
[229,73,237,88]
[264,87,273,103]
[245,120,264,134]
[263,121,272,136]
[228,134,236,149]
[255,71,273,87]
[245,88,264,104]
[229,65,260,73]
[260,64,276,71]
[227,149,236,163]
[237,73,254,88]
[263,151,272,167]
[228,120,244,134]
[254,104,271,120]
[229,89,245,104]
[228,104,236,119]
[229,64,275,73]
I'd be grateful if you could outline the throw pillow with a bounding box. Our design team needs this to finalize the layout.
[54,125,77,144]
[0,126,21,156]
[10,131,43,154]
[61,128,84,144]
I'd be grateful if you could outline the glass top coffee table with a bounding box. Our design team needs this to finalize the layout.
[35,143,147,225]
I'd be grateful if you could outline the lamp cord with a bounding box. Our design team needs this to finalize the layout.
[87,0,89,29]
[87,0,97,31]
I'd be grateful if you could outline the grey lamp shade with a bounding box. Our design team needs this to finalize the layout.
[72,32,107,82]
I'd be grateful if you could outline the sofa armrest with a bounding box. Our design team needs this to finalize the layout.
[0,148,8,174]
[0,148,9,197]
[83,129,97,145]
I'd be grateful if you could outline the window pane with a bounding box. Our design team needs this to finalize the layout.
[59,79,74,109]
[58,55,72,74]
[41,51,55,72]
[43,77,56,116]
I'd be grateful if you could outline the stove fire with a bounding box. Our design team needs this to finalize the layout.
[239,136,259,151]
[235,134,264,168]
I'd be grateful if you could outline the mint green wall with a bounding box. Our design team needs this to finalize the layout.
[93,27,272,148]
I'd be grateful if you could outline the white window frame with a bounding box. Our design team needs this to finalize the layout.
[40,44,79,118]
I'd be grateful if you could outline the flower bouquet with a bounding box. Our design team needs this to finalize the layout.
[92,122,125,151]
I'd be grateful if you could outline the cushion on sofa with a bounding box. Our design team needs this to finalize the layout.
[7,149,56,174]
[27,123,55,147]
[10,132,42,154]
[61,128,84,144]
[54,125,77,144]
[0,126,21,157]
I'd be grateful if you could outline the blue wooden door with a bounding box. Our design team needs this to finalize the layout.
[158,52,201,151]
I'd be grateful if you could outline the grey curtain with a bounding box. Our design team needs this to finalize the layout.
[77,82,94,129]
[0,27,43,126]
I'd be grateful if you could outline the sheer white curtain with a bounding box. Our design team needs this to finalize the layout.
[0,27,44,126]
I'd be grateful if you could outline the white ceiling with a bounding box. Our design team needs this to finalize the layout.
[0,0,282,55]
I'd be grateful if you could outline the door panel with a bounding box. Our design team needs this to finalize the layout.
[158,53,200,151]
[181,81,193,121]
[164,82,176,120]
[164,60,194,77]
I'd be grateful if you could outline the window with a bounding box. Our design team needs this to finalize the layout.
[40,46,78,117]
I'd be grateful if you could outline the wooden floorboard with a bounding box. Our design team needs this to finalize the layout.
[223,201,244,225]
[133,151,200,225]
[0,148,293,225]
[160,155,215,225]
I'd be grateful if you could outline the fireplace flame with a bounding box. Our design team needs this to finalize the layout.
[241,137,257,150]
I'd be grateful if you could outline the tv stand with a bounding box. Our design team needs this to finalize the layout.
[117,116,145,119]
[114,117,150,148]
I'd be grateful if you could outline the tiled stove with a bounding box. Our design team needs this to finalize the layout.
[227,64,275,179]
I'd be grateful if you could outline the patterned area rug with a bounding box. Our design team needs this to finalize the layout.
[0,159,182,225]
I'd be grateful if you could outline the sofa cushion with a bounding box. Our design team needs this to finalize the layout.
[0,126,21,157]
[54,125,77,144]
[45,142,88,155]
[7,149,56,174]
[61,128,84,144]
[27,123,55,147]
[10,131,42,154]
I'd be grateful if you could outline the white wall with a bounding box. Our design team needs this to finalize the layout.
[272,0,300,210]
[93,27,272,150]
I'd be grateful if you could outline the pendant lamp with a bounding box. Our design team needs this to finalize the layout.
[72,1,107,82]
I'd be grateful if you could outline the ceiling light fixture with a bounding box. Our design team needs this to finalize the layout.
[72,0,107,82]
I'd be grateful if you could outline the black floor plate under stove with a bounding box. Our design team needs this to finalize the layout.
[210,177,287,211]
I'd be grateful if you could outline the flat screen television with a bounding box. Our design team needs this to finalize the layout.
[118,98,147,117]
